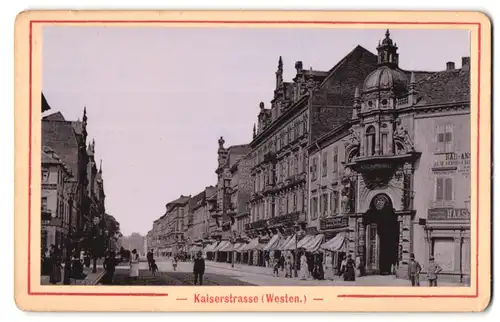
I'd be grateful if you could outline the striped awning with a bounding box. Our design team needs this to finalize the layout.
[263,234,281,251]
[276,235,293,250]
[214,240,232,252]
[234,242,247,252]
[303,234,325,252]
[320,234,346,252]
[204,242,219,252]
[297,235,315,249]
[281,234,297,251]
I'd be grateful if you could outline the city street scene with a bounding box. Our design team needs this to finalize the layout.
[41,26,471,287]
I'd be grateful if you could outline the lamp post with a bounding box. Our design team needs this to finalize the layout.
[63,181,78,285]
[91,216,100,273]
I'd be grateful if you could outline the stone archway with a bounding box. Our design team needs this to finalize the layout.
[364,193,400,275]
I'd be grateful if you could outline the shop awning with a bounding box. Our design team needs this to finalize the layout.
[297,235,315,249]
[263,234,281,251]
[320,234,346,252]
[275,235,293,250]
[234,242,248,252]
[281,234,297,251]
[239,238,258,252]
[189,245,202,253]
[204,242,218,253]
[303,234,325,252]
[214,240,232,252]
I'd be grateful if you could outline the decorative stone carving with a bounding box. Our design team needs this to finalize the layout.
[393,118,415,152]
[344,128,361,147]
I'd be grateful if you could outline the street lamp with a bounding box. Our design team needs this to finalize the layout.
[63,181,78,285]
[91,216,100,273]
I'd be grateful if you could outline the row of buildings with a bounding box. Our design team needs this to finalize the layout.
[41,94,118,266]
[147,30,471,282]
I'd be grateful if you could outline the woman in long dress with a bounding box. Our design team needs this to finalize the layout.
[299,252,309,280]
[49,245,62,284]
[129,249,140,280]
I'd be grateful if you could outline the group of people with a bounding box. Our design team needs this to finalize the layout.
[408,254,443,287]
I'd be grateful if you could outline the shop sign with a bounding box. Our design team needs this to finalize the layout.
[319,216,348,230]
[245,219,267,231]
[433,152,470,175]
[427,208,470,221]
[42,183,57,190]
[268,212,300,226]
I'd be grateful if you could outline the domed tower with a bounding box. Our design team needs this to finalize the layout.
[354,30,414,157]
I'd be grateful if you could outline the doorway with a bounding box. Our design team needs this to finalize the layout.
[364,193,399,275]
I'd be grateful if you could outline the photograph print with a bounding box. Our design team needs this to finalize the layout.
[40,25,472,288]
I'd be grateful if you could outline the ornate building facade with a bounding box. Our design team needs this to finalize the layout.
[307,30,470,282]
[246,47,380,241]
[209,138,251,241]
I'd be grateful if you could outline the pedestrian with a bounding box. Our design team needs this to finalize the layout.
[343,254,356,282]
[426,256,443,287]
[265,253,270,268]
[407,253,422,286]
[314,253,324,280]
[307,253,314,278]
[339,255,347,277]
[147,250,154,271]
[151,259,158,279]
[193,251,205,285]
[273,257,280,277]
[279,254,285,272]
[49,245,62,284]
[102,251,117,285]
[299,252,308,280]
[172,256,178,271]
[284,255,292,278]
[129,249,140,280]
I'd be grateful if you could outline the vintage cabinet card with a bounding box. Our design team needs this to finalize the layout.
[14,10,491,312]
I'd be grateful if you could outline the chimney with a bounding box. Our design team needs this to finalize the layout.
[462,56,470,71]
[446,61,455,70]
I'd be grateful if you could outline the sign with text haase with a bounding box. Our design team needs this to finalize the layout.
[427,208,470,221]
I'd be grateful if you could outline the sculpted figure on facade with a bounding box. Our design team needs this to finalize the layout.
[393,118,415,152]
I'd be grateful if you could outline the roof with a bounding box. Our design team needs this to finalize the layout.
[321,45,377,86]
[415,68,470,106]
[189,190,206,211]
[166,195,191,210]
[41,93,51,112]
[43,111,66,121]
[42,117,81,176]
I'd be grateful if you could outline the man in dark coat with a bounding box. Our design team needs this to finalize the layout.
[193,251,205,285]
[147,250,154,271]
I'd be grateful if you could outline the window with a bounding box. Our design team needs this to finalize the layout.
[436,124,454,153]
[330,191,339,215]
[42,169,49,183]
[381,133,388,155]
[41,197,48,212]
[293,192,297,211]
[435,177,453,201]
[310,157,318,181]
[322,152,328,177]
[320,194,328,217]
[310,197,318,220]
[332,147,339,174]
[366,126,376,156]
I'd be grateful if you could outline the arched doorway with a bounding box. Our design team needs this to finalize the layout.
[364,193,399,275]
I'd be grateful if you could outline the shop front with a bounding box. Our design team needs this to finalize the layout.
[424,207,470,284]
[319,216,349,276]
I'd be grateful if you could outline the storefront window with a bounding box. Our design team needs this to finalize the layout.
[432,237,454,272]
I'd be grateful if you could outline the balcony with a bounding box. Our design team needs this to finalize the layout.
[244,219,268,231]
[267,211,306,227]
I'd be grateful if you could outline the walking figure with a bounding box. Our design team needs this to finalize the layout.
[151,259,158,279]
[407,253,422,286]
[193,251,205,285]
[172,256,178,271]
[273,258,279,277]
[426,256,443,287]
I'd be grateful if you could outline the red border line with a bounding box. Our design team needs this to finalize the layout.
[28,19,482,299]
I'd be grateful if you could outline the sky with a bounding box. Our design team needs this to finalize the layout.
[42,27,470,236]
